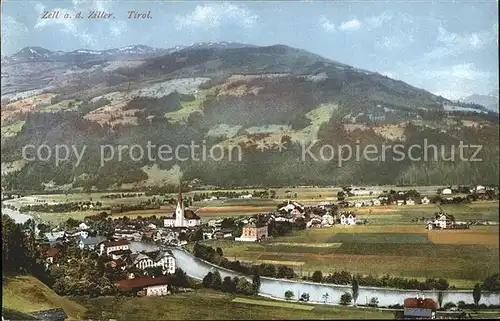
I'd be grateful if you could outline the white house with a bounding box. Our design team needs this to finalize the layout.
[131,250,176,274]
[406,199,415,205]
[239,194,253,199]
[421,197,430,204]
[476,185,485,191]
[397,200,405,206]
[350,189,372,196]
[441,188,452,195]
[78,222,89,230]
[339,213,357,226]
[372,199,381,206]
[145,284,169,296]
[44,231,65,242]
[100,239,130,256]
[78,235,106,250]
[321,213,334,226]
[427,214,455,230]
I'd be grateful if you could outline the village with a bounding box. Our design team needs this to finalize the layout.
[3,183,493,304]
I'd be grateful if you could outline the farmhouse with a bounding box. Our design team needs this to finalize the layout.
[441,188,452,195]
[235,222,268,242]
[114,275,170,296]
[321,213,334,226]
[339,213,357,226]
[397,296,437,319]
[427,213,458,230]
[406,199,415,205]
[45,246,59,265]
[421,197,430,204]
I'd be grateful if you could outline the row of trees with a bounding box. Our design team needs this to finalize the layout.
[309,270,450,291]
[20,201,103,213]
[202,270,258,295]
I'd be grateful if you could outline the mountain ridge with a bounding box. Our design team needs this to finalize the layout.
[1,42,498,190]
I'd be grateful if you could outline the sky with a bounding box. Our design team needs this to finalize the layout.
[1,0,498,100]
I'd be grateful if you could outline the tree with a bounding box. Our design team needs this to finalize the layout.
[300,293,310,302]
[202,272,213,288]
[216,247,224,257]
[482,273,500,292]
[236,278,253,295]
[171,268,189,288]
[312,270,323,283]
[211,271,222,290]
[284,290,294,301]
[473,283,482,308]
[352,275,359,306]
[221,276,233,293]
[252,273,261,293]
[437,291,444,309]
[322,292,329,303]
[340,292,353,305]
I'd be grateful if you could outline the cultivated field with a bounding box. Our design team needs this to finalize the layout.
[198,221,499,286]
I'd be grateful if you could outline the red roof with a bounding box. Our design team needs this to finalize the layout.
[114,276,170,292]
[103,239,130,247]
[184,210,200,220]
[404,298,438,309]
[46,247,59,257]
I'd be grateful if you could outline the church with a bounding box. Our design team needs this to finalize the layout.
[164,183,201,228]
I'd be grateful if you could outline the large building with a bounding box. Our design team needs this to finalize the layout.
[235,223,268,242]
[164,183,201,228]
[130,250,176,274]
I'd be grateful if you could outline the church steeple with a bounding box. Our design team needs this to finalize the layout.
[175,180,185,227]
[177,180,183,207]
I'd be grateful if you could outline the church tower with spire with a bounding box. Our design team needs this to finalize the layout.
[175,181,185,227]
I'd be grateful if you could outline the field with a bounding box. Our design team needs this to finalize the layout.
[76,289,393,320]
[231,297,314,310]
[2,274,86,320]
[197,222,499,286]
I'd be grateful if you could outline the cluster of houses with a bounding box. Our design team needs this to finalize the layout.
[42,229,177,297]
[340,196,431,208]
[426,213,470,230]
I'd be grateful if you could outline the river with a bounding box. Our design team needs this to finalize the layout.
[170,247,500,307]
[2,207,36,224]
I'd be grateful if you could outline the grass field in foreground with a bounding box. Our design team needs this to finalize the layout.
[76,289,393,320]
[232,297,314,310]
[2,274,86,320]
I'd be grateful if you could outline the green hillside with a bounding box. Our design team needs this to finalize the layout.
[2,274,86,320]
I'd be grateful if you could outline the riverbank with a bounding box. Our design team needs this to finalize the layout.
[170,247,500,307]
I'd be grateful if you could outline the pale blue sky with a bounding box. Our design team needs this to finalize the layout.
[2,0,498,100]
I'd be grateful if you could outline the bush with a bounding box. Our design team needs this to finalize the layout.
[340,292,352,305]
[311,270,323,283]
[443,302,456,310]
[368,297,379,307]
